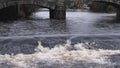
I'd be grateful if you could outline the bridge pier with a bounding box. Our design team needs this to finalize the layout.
[117,9,120,20]
[50,0,66,20]
[50,7,66,20]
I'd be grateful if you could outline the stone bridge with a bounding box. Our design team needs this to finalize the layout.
[92,0,120,8]
[67,0,120,20]
[92,0,120,20]
[0,0,66,20]
[0,0,120,20]
[0,0,55,9]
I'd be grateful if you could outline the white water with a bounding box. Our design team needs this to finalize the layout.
[0,11,120,68]
[0,40,120,68]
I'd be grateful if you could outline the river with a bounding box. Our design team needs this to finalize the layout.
[0,10,120,68]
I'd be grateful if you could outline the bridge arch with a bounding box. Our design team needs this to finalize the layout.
[0,0,56,10]
[91,0,120,20]
[0,0,66,20]
[92,1,120,8]
[0,4,52,20]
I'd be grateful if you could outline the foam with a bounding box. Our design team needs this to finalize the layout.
[0,40,120,68]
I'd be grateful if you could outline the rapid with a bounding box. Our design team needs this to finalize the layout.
[0,10,120,68]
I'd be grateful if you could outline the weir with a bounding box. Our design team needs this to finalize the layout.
[0,0,120,68]
[0,35,120,68]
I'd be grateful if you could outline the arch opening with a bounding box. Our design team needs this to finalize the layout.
[31,8,50,20]
[0,4,51,21]
[89,1,120,20]
[93,1,120,8]
[89,1,117,13]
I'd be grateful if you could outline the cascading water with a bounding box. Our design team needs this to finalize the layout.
[0,40,120,68]
[0,41,120,68]
[0,10,120,68]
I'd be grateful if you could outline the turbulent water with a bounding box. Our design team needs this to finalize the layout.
[0,10,120,68]
[0,41,120,68]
